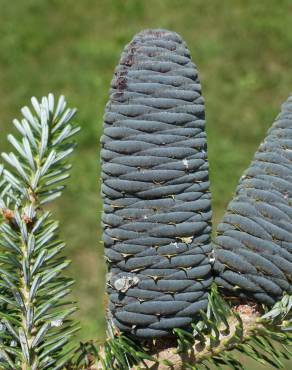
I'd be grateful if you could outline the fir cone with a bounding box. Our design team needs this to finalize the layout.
[101,29,212,338]
[214,96,292,306]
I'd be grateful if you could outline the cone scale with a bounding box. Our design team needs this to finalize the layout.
[101,29,212,338]
[214,97,292,306]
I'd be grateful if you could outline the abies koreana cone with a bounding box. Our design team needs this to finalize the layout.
[214,96,292,306]
[101,29,212,338]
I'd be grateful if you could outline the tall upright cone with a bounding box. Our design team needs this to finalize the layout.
[101,29,212,338]
[214,96,292,306]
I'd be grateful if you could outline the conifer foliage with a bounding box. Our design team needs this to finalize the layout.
[0,94,80,369]
[1,29,292,370]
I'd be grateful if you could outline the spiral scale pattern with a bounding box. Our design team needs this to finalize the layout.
[214,96,292,306]
[101,29,212,338]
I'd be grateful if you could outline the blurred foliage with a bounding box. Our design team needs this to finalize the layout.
[0,1,292,367]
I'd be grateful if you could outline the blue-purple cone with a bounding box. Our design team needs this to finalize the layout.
[101,29,212,338]
[214,96,292,306]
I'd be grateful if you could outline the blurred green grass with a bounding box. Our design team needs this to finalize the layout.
[1,0,292,367]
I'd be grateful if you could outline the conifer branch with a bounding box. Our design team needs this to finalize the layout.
[83,286,292,370]
[0,94,80,370]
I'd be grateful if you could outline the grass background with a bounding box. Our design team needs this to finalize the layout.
[0,0,292,367]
